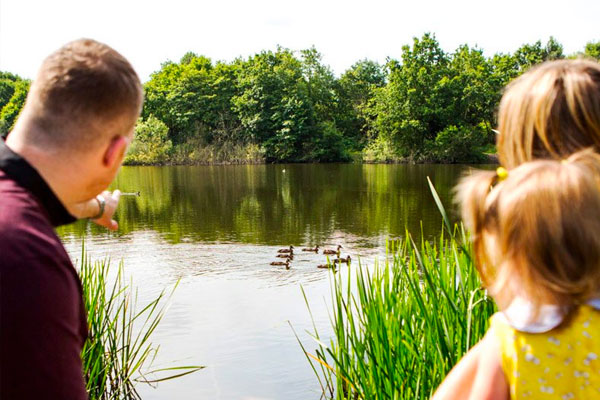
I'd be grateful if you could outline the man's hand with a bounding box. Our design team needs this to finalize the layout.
[68,190,121,231]
[92,190,121,230]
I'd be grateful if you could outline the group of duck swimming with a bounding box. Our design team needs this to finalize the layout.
[269,245,351,270]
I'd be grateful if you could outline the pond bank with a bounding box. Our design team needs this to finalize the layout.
[123,155,500,167]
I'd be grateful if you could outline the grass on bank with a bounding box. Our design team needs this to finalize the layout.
[298,179,496,399]
[79,247,203,400]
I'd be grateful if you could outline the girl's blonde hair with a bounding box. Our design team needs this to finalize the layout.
[497,59,600,168]
[456,150,600,312]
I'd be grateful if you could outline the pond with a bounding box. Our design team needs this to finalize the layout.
[58,163,488,400]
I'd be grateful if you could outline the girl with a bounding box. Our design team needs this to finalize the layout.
[434,58,600,399]
[433,150,600,400]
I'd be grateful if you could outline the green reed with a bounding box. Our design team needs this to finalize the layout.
[299,179,496,399]
[78,246,203,400]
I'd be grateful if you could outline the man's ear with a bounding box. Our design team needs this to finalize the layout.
[102,135,128,168]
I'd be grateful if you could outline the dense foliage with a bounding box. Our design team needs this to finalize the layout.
[0,72,30,135]
[124,116,173,164]
[2,35,599,163]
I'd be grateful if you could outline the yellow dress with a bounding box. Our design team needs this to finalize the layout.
[491,305,600,399]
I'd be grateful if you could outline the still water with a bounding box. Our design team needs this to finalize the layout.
[58,163,486,400]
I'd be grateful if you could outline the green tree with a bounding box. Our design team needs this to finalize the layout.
[124,115,173,165]
[180,51,199,65]
[142,61,185,140]
[446,45,497,142]
[428,123,488,163]
[584,41,600,60]
[0,71,22,110]
[300,47,337,123]
[371,33,453,160]
[204,61,243,145]
[369,36,496,162]
[299,47,351,160]
[143,54,243,147]
[0,78,30,136]
[143,55,216,144]
[232,48,314,161]
[489,52,520,89]
[335,59,385,149]
[514,37,564,72]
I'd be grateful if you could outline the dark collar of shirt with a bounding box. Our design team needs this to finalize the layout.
[0,139,76,227]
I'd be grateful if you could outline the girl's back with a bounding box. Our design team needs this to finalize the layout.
[492,304,600,399]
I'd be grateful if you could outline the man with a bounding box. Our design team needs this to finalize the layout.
[0,39,143,399]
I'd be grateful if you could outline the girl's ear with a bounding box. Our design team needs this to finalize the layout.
[102,135,128,169]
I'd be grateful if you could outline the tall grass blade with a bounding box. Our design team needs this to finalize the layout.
[300,182,497,399]
[79,246,202,399]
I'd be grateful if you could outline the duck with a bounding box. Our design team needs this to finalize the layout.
[333,255,351,264]
[302,245,319,252]
[317,263,335,269]
[276,253,294,259]
[322,245,342,255]
[271,260,290,268]
[277,245,294,254]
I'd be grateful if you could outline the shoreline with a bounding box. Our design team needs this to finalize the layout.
[123,154,500,167]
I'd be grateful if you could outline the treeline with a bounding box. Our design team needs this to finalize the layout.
[2,34,599,163]
[0,72,30,137]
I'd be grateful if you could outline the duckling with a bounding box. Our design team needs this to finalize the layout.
[333,255,351,264]
[277,245,294,254]
[270,260,290,267]
[302,245,319,252]
[322,245,342,255]
[276,253,294,259]
[317,263,335,269]
[121,191,141,197]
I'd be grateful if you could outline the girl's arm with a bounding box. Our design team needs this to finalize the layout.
[431,329,509,400]
[467,329,509,400]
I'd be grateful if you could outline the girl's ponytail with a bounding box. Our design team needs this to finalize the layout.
[454,169,500,288]
[455,169,498,240]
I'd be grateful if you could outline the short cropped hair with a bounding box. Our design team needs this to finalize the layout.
[26,39,143,150]
[497,59,600,168]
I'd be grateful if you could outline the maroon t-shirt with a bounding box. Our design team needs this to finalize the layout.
[0,140,88,399]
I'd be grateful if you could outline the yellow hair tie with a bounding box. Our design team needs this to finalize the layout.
[496,167,508,181]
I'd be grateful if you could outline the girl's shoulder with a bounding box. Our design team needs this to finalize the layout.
[491,297,600,334]
[490,301,600,399]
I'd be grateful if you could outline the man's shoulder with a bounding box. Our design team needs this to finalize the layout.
[0,172,51,225]
[0,172,80,309]
[0,173,65,258]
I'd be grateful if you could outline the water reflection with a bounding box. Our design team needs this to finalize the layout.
[59,164,486,246]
